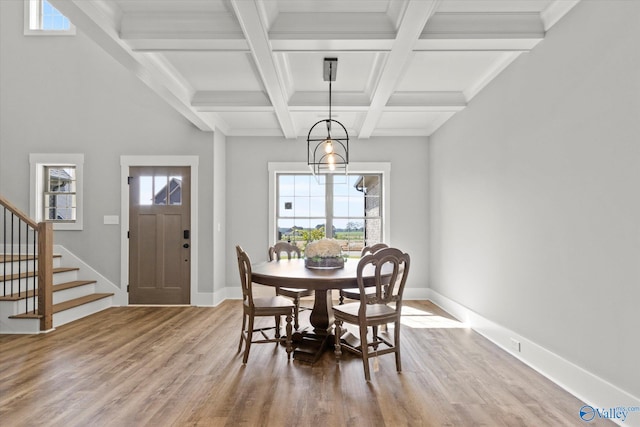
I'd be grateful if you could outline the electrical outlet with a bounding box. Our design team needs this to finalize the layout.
[510,338,521,352]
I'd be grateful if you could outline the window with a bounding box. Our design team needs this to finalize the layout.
[138,175,183,206]
[270,163,390,256]
[30,154,84,230]
[24,0,76,35]
[44,166,76,221]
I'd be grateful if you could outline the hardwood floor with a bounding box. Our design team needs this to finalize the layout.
[0,301,613,426]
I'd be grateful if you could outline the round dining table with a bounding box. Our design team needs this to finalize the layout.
[251,258,368,331]
[251,257,385,363]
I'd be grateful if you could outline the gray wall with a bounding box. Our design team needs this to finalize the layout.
[0,0,215,295]
[212,128,227,295]
[429,0,640,398]
[225,136,429,292]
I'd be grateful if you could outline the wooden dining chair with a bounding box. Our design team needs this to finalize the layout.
[268,241,313,330]
[236,245,294,363]
[339,243,389,305]
[332,247,410,381]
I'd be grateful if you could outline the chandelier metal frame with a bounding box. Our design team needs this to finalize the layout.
[307,58,349,176]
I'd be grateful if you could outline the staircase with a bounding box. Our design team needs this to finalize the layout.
[0,253,113,333]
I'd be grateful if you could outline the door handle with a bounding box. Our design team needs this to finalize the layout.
[184,230,190,239]
[183,243,190,248]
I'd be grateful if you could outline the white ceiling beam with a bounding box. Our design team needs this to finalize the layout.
[230,0,297,139]
[273,52,295,101]
[47,0,219,132]
[414,38,540,52]
[192,89,464,114]
[192,91,273,112]
[288,92,370,111]
[371,112,456,137]
[387,92,466,112]
[225,128,286,137]
[270,40,395,53]
[358,0,442,139]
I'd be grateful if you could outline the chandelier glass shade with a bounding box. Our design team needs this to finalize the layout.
[307,58,349,175]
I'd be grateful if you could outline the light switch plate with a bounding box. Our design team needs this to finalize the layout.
[104,215,119,225]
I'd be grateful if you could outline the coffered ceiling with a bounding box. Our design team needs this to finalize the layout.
[49,0,580,138]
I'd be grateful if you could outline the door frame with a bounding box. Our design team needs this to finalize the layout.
[120,155,199,306]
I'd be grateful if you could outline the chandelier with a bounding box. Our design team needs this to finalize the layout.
[307,58,349,176]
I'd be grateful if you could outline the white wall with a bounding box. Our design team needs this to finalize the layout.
[225,136,430,296]
[0,0,216,295]
[429,0,640,401]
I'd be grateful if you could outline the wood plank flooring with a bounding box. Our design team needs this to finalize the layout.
[0,300,613,426]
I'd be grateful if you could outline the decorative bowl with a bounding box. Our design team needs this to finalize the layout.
[305,257,345,270]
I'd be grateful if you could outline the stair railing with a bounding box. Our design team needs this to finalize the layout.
[0,195,53,330]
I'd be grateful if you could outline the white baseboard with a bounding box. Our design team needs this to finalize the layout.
[427,289,640,426]
[194,287,241,307]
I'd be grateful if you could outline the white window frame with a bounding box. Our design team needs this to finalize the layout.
[30,153,84,230]
[268,162,391,246]
[24,0,76,36]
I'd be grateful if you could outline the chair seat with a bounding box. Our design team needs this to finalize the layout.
[340,286,375,299]
[248,296,295,312]
[277,287,314,298]
[333,302,396,323]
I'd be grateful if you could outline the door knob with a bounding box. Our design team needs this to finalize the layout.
[183,243,190,248]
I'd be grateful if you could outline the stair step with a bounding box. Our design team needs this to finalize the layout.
[0,289,35,301]
[0,280,97,301]
[0,254,62,263]
[53,293,113,313]
[0,266,79,283]
[9,293,113,319]
[54,280,97,292]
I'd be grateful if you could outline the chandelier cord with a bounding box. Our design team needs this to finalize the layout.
[328,62,333,135]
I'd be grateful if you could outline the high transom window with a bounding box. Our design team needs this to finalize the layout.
[25,0,76,35]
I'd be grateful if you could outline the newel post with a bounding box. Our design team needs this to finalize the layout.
[38,222,53,331]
